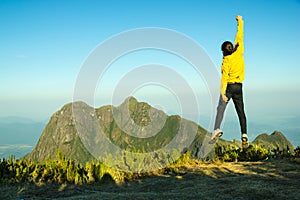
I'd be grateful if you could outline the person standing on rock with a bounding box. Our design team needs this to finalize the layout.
[211,15,248,148]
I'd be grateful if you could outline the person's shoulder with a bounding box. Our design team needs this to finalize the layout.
[223,54,233,59]
[222,56,230,65]
[232,49,243,57]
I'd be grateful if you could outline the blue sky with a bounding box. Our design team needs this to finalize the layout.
[1,0,300,144]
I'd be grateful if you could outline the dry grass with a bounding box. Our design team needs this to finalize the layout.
[1,160,300,200]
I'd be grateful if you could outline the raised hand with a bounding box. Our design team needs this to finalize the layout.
[236,15,243,21]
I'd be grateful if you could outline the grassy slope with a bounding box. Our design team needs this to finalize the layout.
[2,160,299,200]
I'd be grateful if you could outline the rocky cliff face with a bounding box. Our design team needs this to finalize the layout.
[28,102,94,163]
[28,97,211,163]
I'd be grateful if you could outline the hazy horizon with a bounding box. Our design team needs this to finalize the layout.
[1,96,299,149]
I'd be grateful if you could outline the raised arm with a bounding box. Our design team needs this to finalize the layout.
[234,15,244,54]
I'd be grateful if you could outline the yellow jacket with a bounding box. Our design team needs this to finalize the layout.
[220,18,245,95]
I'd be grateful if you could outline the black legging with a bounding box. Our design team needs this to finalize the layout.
[214,83,247,135]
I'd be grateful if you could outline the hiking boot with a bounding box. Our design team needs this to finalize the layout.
[209,129,223,144]
[242,133,249,149]
[211,129,223,140]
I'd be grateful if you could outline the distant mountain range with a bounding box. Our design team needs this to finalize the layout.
[0,120,44,145]
[0,117,45,158]
[27,97,294,164]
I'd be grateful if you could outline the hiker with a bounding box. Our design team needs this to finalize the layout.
[212,15,248,148]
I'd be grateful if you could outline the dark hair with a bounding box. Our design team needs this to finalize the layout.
[221,41,239,56]
[221,41,233,56]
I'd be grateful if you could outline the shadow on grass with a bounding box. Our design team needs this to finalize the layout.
[2,161,300,200]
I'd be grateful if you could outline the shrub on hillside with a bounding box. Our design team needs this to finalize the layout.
[215,143,269,162]
[293,146,300,158]
[0,151,128,185]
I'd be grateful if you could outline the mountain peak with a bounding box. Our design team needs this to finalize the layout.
[126,95,138,102]
[271,130,284,136]
[253,131,294,150]
[27,101,94,163]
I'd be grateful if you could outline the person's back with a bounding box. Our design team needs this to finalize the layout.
[223,47,245,83]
